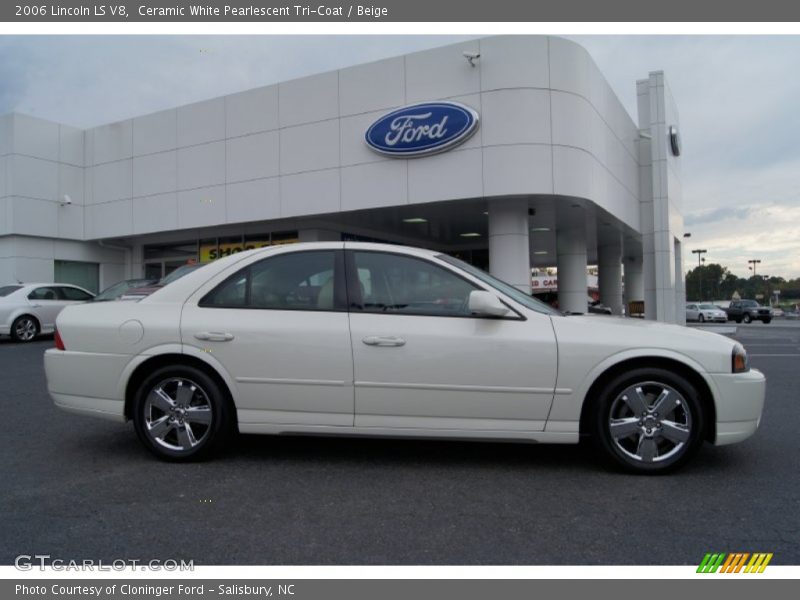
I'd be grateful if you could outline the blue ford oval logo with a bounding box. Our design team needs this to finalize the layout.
[365,101,480,158]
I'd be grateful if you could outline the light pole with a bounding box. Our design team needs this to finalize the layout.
[748,259,761,278]
[692,249,707,300]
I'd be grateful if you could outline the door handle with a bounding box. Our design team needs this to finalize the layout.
[362,336,406,347]
[194,331,234,342]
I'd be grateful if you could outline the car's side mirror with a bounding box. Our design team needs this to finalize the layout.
[468,290,510,317]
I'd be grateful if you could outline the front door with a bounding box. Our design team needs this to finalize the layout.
[181,248,354,428]
[346,250,558,432]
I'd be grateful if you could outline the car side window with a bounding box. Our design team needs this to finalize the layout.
[200,251,341,311]
[59,287,93,301]
[28,287,58,301]
[351,251,478,317]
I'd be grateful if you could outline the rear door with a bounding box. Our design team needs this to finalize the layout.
[346,249,558,432]
[26,286,63,330]
[180,248,355,428]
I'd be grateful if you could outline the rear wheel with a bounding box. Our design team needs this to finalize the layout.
[11,315,39,343]
[133,365,232,461]
[591,368,705,474]
[743,313,752,323]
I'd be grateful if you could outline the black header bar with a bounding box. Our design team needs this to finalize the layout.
[4,0,800,22]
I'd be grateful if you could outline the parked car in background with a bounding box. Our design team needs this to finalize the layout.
[724,299,772,324]
[0,283,94,342]
[588,297,613,315]
[686,303,728,323]
[770,307,784,318]
[46,242,766,474]
[119,264,206,300]
[92,278,157,302]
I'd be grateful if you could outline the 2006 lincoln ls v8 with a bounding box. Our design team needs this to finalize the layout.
[44,242,766,473]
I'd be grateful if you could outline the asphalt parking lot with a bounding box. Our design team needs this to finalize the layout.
[1,322,798,566]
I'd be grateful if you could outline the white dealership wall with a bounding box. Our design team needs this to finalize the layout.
[0,36,685,322]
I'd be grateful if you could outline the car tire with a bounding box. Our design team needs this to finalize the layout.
[735,318,742,324]
[763,318,771,324]
[698,314,704,323]
[10,315,39,343]
[133,365,233,461]
[743,314,752,324]
[590,367,705,474]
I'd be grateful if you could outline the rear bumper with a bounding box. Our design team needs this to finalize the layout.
[45,348,128,423]
[51,392,126,422]
[709,369,766,445]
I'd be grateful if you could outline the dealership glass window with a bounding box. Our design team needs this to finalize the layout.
[54,260,100,294]
[351,251,477,316]
[270,231,299,246]
[200,251,338,311]
[143,241,198,261]
[198,238,219,263]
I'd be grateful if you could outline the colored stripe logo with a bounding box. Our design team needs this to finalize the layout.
[697,552,773,573]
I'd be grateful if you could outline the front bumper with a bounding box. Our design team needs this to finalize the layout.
[708,368,766,445]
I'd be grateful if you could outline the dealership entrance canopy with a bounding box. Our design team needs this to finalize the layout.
[0,36,686,322]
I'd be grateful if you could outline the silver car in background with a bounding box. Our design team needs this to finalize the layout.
[686,303,728,323]
[0,283,94,342]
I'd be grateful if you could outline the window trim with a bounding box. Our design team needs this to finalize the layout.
[198,249,348,313]
[344,249,524,321]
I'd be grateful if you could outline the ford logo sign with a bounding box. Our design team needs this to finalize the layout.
[365,101,479,158]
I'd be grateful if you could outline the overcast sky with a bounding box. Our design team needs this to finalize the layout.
[1,35,798,279]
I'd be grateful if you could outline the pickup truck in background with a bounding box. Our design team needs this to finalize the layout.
[725,299,773,324]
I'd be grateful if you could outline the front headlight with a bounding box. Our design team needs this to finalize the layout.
[732,343,749,373]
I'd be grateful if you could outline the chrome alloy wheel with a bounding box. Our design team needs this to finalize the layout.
[608,381,692,463]
[14,317,37,341]
[143,377,213,452]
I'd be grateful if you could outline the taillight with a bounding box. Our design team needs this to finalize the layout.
[54,329,65,351]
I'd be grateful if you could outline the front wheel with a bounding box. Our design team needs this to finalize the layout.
[591,368,705,474]
[762,318,771,324]
[698,314,705,323]
[133,365,232,461]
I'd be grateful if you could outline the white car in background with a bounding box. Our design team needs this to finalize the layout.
[0,283,94,342]
[45,242,766,473]
[686,303,729,323]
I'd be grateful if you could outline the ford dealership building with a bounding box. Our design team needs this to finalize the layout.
[0,36,686,322]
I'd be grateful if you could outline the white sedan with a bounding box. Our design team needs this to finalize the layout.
[0,283,95,342]
[686,303,728,323]
[44,242,766,473]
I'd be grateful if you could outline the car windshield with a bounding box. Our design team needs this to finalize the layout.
[438,255,560,316]
[741,300,758,307]
[699,304,717,310]
[159,264,204,286]
[0,285,22,297]
[93,279,154,302]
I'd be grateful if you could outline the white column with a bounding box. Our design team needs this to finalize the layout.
[488,198,531,294]
[557,212,588,314]
[598,235,623,315]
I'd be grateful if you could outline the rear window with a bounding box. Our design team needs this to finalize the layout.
[0,285,22,297]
